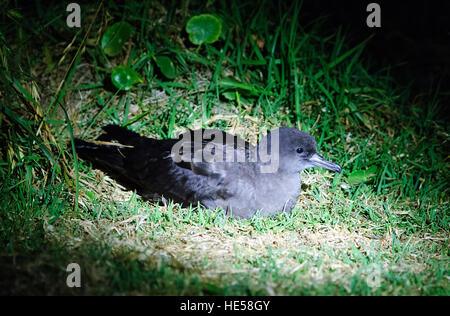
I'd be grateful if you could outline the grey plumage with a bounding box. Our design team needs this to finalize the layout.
[74,125,342,219]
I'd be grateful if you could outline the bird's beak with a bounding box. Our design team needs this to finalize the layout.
[308,153,342,173]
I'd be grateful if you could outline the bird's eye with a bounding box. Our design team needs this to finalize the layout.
[296,147,304,154]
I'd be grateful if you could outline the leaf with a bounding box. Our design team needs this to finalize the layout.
[346,166,378,184]
[222,91,237,100]
[8,9,23,19]
[218,77,259,95]
[186,14,222,45]
[101,21,134,57]
[85,190,96,201]
[110,66,143,91]
[155,56,176,79]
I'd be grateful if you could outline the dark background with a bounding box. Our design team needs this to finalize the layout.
[299,0,450,97]
[6,0,450,97]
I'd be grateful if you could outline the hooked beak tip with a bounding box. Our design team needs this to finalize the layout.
[309,153,342,174]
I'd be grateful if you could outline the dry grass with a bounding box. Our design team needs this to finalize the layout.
[44,189,447,295]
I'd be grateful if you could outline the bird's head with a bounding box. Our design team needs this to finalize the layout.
[258,127,342,174]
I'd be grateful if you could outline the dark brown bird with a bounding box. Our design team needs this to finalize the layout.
[74,125,342,219]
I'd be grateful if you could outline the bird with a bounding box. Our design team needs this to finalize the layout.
[74,125,342,219]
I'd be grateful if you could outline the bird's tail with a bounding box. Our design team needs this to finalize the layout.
[73,125,140,177]
[97,124,141,144]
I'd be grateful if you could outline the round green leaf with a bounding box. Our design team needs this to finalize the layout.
[155,56,176,79]
[186,14,222,45]
[101,21,134,57]
[110,66,143,91]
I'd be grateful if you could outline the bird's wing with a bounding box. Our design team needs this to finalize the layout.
[172,129,254,169]
[170,129,256,191]
[75,125,256,203]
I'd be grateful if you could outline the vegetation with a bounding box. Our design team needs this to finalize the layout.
[0,0,448,295]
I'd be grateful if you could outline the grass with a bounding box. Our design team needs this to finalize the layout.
[0,0,448,295]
